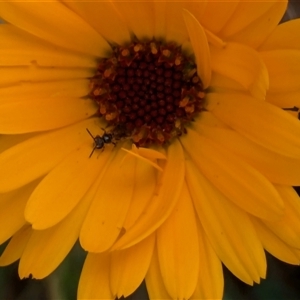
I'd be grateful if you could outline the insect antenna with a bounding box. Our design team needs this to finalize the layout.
[86,128,95,140]
[86,128,97,158]
[89,145,97,158]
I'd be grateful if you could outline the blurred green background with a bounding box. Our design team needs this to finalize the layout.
[1,1,300,299]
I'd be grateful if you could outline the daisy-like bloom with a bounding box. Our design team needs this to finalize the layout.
[1,0,300,299]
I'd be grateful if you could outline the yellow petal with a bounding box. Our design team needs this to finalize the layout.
[165,2,189,44]
[153,1,167,39]
[193,124,300,186]
[110,234,155,298]
[25,143,111,230]
[122,157,157,230]
[0,118,101,193]
[112,1,154,41]
[206,92,300,159]
[111,139,185,250]
[210,71,247,94]
[78,253,113,300]
[259,19,300,51]
[237,2,288,48]
[222,1,288,49]
[80,142,134,252]
[0,79,89,99]
[252,218,300,265]
[0,226,31,266]
[197,111,228,128]
[145,245,172,300]
[266,90,300,109]
[200,1,238,34]
[122,144,167,170]
[185,160,266,285]
[19,181,92,279]
[121,148,162,172]
[0,132,37,154]
[181,129,284,221]
[136,146,166,160]
[210,43,269,100]
[260,50,300,93]
[204,28,227,49]
[0,180,39,244]
[0,66,94,88]
[183,9,211,89]
[0,1,111,57]
[0,97,97,134]
[156,183,199,300]
[191,221,223,300]
[220,1,279,38]
[62,1,131,45]
[263,186,300,249]
[183,1,207,23]
[0,24,96,67]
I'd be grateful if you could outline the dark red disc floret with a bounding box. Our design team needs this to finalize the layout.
[90,40,205,146]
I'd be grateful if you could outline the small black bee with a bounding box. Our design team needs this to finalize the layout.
[86,128,116,158]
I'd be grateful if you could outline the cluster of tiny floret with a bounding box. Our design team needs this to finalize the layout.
[90,39,205,146]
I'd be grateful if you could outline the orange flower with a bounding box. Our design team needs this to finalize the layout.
[0,1,300,299]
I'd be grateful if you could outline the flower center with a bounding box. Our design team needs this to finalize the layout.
[90,40,205,146]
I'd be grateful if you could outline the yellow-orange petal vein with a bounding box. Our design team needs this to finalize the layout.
[112,138,185,250]
[206,92,300,159]
[78,253,113,300]
[19,182,93,279]
[181,128,284,221]
[156,183,199,299]
[25,143,110,230]
[80,142,134,252]
[0,118,99,193]
[210,43,269,99]
[110,234,155,298]
[0,180,39,244]
[0,24,96,68]
[0,226,32,267]
[0,1,111,57]
[0,97,97,134]
[193,124,300,186]
[191,222,224,300]
[186,161,266,284]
